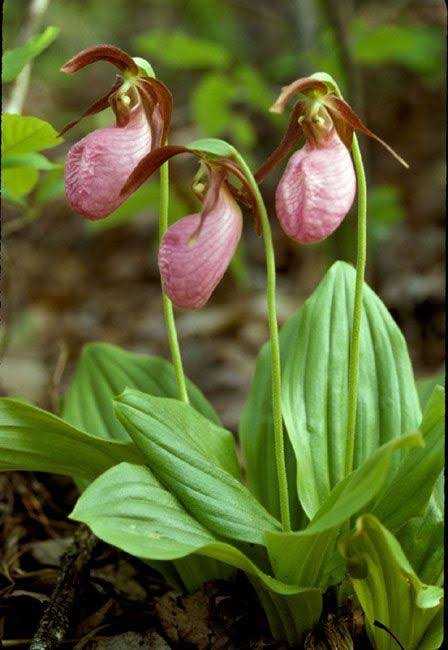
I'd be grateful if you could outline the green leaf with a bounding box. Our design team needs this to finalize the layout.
[372,387,445,531]
[62,342,220,442]
[2,166,38,199]
[191,73,236,136]
[397,501,444,586]
[265,528,337,589]
[114,390,280,544]
[281,261,421,518]
[0,398,142,482]
[2,26,60,83]
[2,114,62,156]
[71,462,319,599]
[72,462,215,559]
[2,153,61,170]
[353,22,443,79]
[134,30,231,69]
[239,312,305,528]
[307,433,422,535]
[234,65,274,112]
[417,372,445,409]
[340,515,443,650]
[132,393,240,478]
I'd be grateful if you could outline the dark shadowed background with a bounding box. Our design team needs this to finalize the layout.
[2,0,445,430]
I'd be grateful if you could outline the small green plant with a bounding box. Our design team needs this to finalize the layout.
[0,45,443,648]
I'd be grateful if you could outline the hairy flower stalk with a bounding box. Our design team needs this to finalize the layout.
[121,141,291,530]
[258,73,408,477]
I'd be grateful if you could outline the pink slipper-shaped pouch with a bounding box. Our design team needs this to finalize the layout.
[65,104,152,220]
[159,187,243,309]
[275,129,356,244]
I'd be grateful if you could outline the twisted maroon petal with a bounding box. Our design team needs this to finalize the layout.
[64,103,152,220]
[275,129,356,244]
[158,188,243,309]
[58,80,122,137]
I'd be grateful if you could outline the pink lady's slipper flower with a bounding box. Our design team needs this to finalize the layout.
[120,146,256,310]
[158,180,243,309]
[256,75,408,244]
[61,45,172,220]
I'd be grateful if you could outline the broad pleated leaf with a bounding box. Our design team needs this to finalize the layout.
[0,398,141,481]
[340,515,443,650]
[282,261,421,518]
[71,462,318,600]
[239,313,305,528]
[397,501,444,587]
[62,342,220,441]
[417,371,445,408]
[306,432,422,535]
[265,528,337,589]
[114,390,280,544]
[372,386,445,530]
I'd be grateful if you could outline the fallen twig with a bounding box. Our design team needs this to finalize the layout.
[30,525,97,650]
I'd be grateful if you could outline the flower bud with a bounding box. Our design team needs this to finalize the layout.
[65,103,151,220]
[158,187,242,309]
[275,128,356,244]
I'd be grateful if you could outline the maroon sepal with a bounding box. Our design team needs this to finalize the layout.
[324,95,409,168]
[61,44,138,75]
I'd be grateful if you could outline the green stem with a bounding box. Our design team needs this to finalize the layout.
[345,134,367,476]
[159,160,189,404]
[234,154,291,532]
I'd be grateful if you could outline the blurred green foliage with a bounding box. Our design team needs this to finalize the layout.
[2,25,59,83]
[1,114,62,202]
[134,30,231,69]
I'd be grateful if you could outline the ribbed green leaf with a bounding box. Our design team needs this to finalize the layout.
[397,500,444,587]
[0,398,141,482]
[239,314,305,528]
[71,462,318,600]
[417,371,445,408]
[282,261,421,518]
[114,390,280,544]
[71,462,215,559]
[265,528,337,589]
[264,432,421,594]
[372,386,445,530]
[62,342,220,442]
[340,515,443,650]
[307,433,422,535]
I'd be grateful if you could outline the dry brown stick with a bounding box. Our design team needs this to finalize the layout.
[30,525,97,650]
